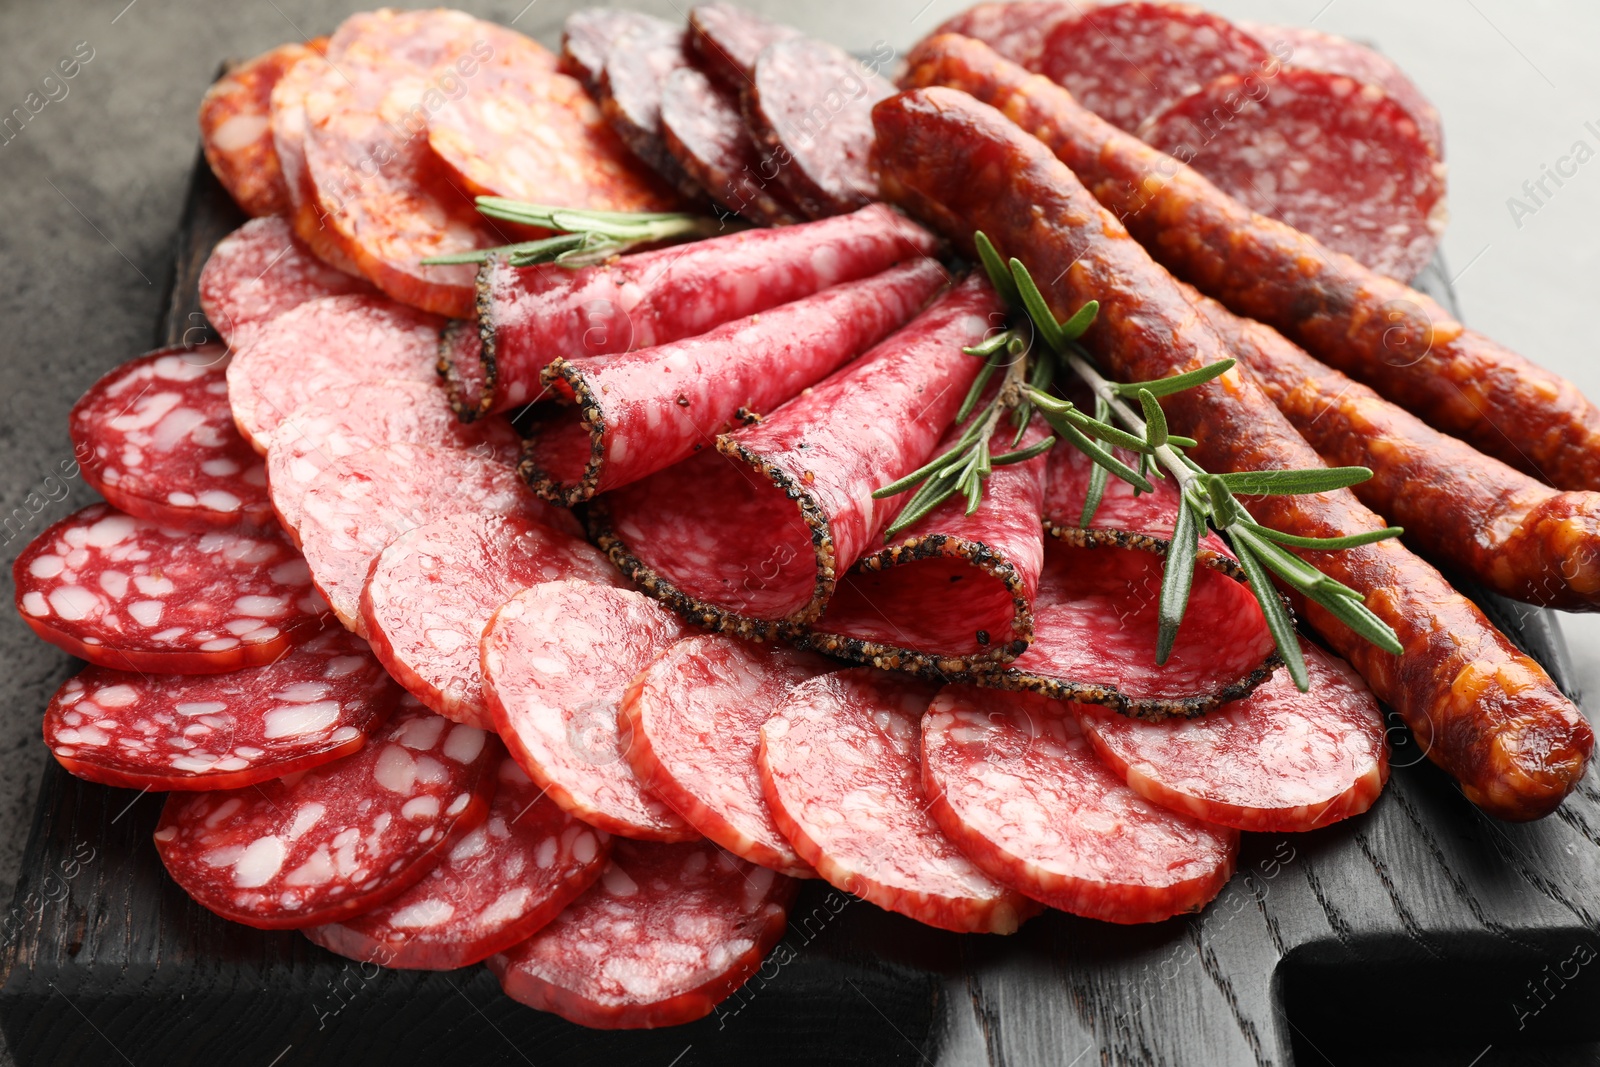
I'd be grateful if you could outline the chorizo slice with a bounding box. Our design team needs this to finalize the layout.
[199,38,327,218]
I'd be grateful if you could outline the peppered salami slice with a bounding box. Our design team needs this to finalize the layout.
[928,2,1082,68]
[44,627,401,791]
[923,685,1238,924]
[482,581,696,841]
[1036,2,1271,133]
[225,294,442,452]
[687,4,801,87]
[560,9,677,96]
[153,697,495,929]
[490,838,796,1028]
[297,443,572,634]
[198,217,375,350]
[199,38,327,218]
[746,37,896,217]
[265,378,521,541]
[598,22,701,198]
[661,67,800,225]
[759,669,1037,933]
[14,504,327,674]
[621,636,830,876]
[462,204,937,417]
[69,344,272,531]
[362,515,623,730]
[1139,68,1446,281]
[526,259,946,504]
[304,757,609,969]
[1077,639,1388,831]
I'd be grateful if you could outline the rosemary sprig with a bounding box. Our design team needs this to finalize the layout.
[422,199,724,269]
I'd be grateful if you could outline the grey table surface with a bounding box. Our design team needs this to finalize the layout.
[1,1,1596,1063]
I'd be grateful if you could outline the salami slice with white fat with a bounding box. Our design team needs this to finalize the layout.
[70,344,272,531]
[481,581,698,841]
[687,4,801,87]
[661,66,800,225]
[758,669,1038,933]
[153,697,496,929]
[489,838,796,1029]
[621,635,831,876]
[362,515,623,730]
[44,627,401,791]
[198,217,374,350]
[14,503,327,674]
[199,38,326,218]
[304,757,610,969]
[922,685,1238,924]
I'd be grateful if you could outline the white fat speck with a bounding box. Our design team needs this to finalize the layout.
[287,802,326,839]
[22,591,48,616]
[95,684,141,708]
[48,587,98,622]
[443,724,486,764]
[263,701,341,738]
[235,595,289,618]
[28,554,65,579]
[98,571,129,599]
[600,865,639,897]
[283,847,336,887]
[373,745,417,794]
[232,836,287,888]
[401,795,441,821]
[174,701,227,717]
[127,600,166,627]
[85,515,138,547]
[133,574,176,597]
[398,713,447,751]
[388,898,455,929]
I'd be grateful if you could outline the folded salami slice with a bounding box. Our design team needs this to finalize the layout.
[265,378,521,541]
[226,294,442,453]
[526,259,947,503]
[687,4,801,87]
[759,669,1038,933]
[70,344,272,531]
[153,697,495,929]
[14,504,327,674]
[199,217,375,350]
[481,581,698,841]
[560,9,676,95]
[929,2,1081,68]
[362,515,623,730]
[269,44,360,275]
[44,627,401,791]
[460,204,937,417]
[599,21,702,198]
[489,838,797,1029]
[621,635,831,876]
[199,38,326,218]
[922,685,1238,924]
[304,757,609,969]
[1140,68,1446,282]
[661,67,800,225]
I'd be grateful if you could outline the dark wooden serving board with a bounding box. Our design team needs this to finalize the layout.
[4,152,1600,1067]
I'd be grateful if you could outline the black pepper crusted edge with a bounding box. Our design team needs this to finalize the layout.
[438,258,499,424]
[517,358,606,507]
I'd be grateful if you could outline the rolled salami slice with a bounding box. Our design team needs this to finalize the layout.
[304,757,610,969]
[922,685,1238,924]
[298,443,571,633]
[1140,68,1446,282]
[687,4,801,87]
[44,627,401,791]
[198,217,375,350]
[661,67,800,225]
[14,504,327,674]
[482,581,697,841]
[362,515,623,730]
[1077,639,1388,831]
[153,698,496,929]
[269,44,361,276]
[525,259,947,504]
[620,635,831,876]
[70,344,272,531]
[199,38,326,218]
[759,669,1038,933]
[928,2,1081,68]
[265,378,521,541]
[598,21,702,198]
[489,838,796,1029]
[559,9,676,95]
[226,294,442,453]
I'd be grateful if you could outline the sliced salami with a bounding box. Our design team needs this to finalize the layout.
[923,685,1238,924]
[621,635,831,876]
[14,504,327,674]
[598,22,701,198]
[265,378,521,540]
[461,204,938,417]
[526,259,947,504]
[199,38,325,218]
[304,757,610,969]
[490,838,796,1028]
[269,46,360,276]
[297,443,570,633]
[70,344,272,531]
[1077,639,1388,831]
[362,515,623,730]
[560,9,676,96]
[482,581,697,841]
[198,217,374,350]
[745,37,896,218]
[153,698,496,929]
[687,4,801,87]
[1035,3,1272,133]
[661,67,800,225]
[44,627,401,792]
[1139,68,1446,281]
[759,669,1037,933]
[225,294,441,453]
[929,2,1081,68]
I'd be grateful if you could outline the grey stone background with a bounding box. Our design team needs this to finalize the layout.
[0,1,1595,1062]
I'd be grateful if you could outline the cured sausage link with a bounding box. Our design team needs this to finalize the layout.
[899,35,1600,493]
[1190,285,1600,611]
[870,86,1592,821]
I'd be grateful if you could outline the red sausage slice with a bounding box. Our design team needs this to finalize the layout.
[199,39,325,218]
[661,66,800,225]
[922,685,1238,924]
[687,4,801,87]
[560,9,676,95]
[14,503,327,674]
[269,45,360,276]
[304,756,610,969]
[44,627,401,791]
[70,344,273,531]
[153,698,497,929]
[598,21,701,198]
[198,217,373,350]
[489,838,797,1029]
